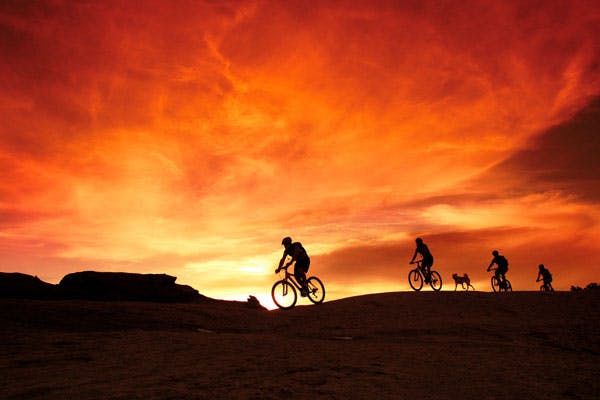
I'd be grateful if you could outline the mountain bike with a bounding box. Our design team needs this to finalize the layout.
[271,265,325,309]
[489,268,512,292]
[408,260,442,291]
[537,279,554,292]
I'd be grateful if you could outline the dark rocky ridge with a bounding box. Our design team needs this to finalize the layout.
[0,271,207,303]
[0,273,60,299]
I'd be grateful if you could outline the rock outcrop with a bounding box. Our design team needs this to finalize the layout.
[59,271,205,302]
[1,271,208,302]
[0,273,60,299]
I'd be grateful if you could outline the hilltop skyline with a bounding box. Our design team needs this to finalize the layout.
[1,1,599,306]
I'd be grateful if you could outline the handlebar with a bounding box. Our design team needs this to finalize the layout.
[275,265,290,274]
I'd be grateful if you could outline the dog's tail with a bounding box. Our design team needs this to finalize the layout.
[464,273,469,279]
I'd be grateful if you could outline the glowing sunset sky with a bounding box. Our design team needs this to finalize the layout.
[1,0,599,307]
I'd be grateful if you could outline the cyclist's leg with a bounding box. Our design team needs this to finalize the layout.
[303,257,311,274]
[424,258,433,282]
[294,263,308,293]
[500,269,508,288]
[495,270,502,287]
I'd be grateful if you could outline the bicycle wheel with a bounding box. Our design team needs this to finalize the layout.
[306,276,325,304]
[491,276,500,292]
[408,269,423,291]
[271,280,297,309]
[541,283,553,292]
[429,271,442,291]
[504,279,512,292]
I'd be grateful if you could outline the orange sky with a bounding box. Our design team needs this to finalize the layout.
[1,0,599,307]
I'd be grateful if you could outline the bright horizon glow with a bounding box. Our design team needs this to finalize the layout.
[1,1,599,308]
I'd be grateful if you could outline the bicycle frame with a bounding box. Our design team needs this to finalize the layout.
[489,267,507,281]
[272,265,325,309]
[408,259,442,291]
[538,280,553,291]
[278,267,305,293]
[489,267,511,292]
[412,260,429,278]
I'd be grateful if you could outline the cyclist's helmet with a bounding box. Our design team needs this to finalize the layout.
[416,237,423,244]
[539,264,545,270]
[281,237,292,247]
[492,250,499,256]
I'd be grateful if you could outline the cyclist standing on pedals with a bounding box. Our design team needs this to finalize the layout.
[487,250,509,289]
[410,237,434,283]
[536,264,554,290]
[276,237,311,296]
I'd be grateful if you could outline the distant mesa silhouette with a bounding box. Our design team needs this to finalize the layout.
[0,272,60,299]
[0,271,207,303]
[59,271,205,302]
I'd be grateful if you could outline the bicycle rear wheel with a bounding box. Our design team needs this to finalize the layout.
[306,276,325,304]
[504,279,512,292]
[429,271,442,291]
[408,269,423,291]
[271,280,297,309]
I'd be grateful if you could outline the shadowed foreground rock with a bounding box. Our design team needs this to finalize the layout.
[0,291,598,400]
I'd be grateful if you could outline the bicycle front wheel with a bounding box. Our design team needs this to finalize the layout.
[408,269,423,291]
[306,276,325,304]
[271,280,297,309]
[429,271,442,291]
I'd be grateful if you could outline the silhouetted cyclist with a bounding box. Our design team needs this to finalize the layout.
[536,264,554,291]
[487,250,509,289]
[276,237,311,296]
[410,237,434,283]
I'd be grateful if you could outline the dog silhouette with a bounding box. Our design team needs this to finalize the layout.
[452,273,475,291]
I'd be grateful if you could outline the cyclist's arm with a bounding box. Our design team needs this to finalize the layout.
[410,249,418,263]
[487,260,495,271]
[277,251,287,270]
